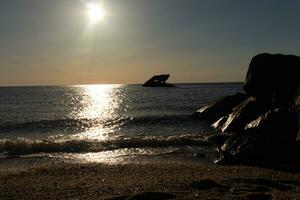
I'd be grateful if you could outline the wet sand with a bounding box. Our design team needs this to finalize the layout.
[1,160,300,200]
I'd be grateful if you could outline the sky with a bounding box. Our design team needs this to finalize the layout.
[0,0,300,86]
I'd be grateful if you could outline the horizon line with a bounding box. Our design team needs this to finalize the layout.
[0,81,243,88]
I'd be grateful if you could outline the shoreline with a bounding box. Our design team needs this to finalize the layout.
[1,159,300,199]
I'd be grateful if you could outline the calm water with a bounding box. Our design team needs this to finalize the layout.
[0,83,242,164]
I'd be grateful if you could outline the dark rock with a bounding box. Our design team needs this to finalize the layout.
[142,74,174,87]
[297,140,300,154]
[205,133,232,150]
[293,86,300,140]
[220,97,269,133]
[243,53,300,107]
[217,108,298,163]
[214,131,259,164]
[196,53,300,164]
[193,93,248,122]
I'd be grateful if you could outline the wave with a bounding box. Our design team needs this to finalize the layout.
[0,114,201,133]
[120,115,200,126]
[0,118,95,133]
[0,135,211,155]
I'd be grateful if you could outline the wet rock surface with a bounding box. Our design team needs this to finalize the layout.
[196,53,300,164]
[220,97,269,133]
[193,93,248,122]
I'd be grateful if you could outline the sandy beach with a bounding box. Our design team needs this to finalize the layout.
[1,160,300,200]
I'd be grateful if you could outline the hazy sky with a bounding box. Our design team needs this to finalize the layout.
[1,0,300,86]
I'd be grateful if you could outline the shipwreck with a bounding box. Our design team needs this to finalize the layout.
[142,74,174,87]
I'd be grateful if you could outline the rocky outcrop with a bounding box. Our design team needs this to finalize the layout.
[193,93,248,122]
[244,53,300,108]
[219,96,270,133]
[294,86,300,141]
[196,53,300,164]
[143,74,174,87]
[216,108,298,164]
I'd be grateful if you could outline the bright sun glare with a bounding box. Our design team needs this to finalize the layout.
[87,2,105,24]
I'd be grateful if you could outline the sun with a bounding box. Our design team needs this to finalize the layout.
[87,2,105,24]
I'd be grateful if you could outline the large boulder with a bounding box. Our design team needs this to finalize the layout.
[193,93,248,122]
[243,53,300,108]
[245,54,300,143]
[293,86,300,140]
[195,53,300,164]
[216,108,299,164]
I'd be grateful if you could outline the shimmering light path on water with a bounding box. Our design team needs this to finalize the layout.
[70,84,124,141]
[0,83,242,163]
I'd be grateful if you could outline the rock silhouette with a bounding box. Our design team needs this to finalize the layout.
[193,93,248,122]
[195,53,300,164]
[244,53,300,108]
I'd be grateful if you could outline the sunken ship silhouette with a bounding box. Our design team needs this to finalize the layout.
[142,74,174,87]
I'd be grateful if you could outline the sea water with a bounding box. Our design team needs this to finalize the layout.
[0,83,242,165]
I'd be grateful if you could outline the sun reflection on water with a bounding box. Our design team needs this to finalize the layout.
[78,84,117,119]
[69,84,124,141]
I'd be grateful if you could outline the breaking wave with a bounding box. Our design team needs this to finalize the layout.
[0,135,211,155]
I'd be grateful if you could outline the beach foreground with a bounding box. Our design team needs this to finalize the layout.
[1,160,300,200]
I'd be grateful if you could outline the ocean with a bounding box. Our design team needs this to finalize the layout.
[0,83,242,165]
